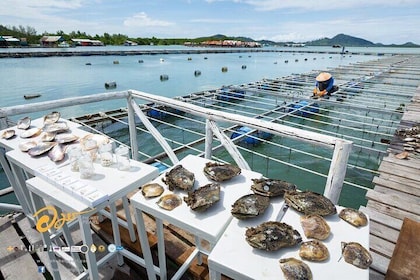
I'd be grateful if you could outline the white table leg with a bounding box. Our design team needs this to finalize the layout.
[109,202,124,266]
[155,218,167,280]
[134,208,157,280]
[122,196,136,242]
[209,269,222,280]
[78,214,99,280]
[29,191,61,280]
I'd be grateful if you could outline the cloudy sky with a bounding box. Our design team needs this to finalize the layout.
[2,0,420,44]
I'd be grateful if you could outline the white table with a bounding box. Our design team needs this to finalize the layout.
[130,154,262,280]
[208,204,370,280]
[3,117,160,279]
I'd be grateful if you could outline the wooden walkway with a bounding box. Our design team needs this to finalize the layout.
[360,85,420,280]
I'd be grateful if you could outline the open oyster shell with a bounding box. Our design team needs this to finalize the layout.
[284,190,336,216]
[300,214,331,240]
[156,194,182,211]
[245,221,302,251]
[1,129,15,139]
[28,142,57,157]
[43,111,60,124]
[279,257,313,280]
[299,240,329,262]
[251,178,297,197]
[141,183,164,198]
[162,165,195,191]
[183,183,220,212]
[203,161,241,182]
[341,242,373,269]
[231,193,270,219]
[17,117,31,130]
[20,127,41,138]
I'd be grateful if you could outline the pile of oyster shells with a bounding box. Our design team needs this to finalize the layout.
[394,124,420,159]
[2,112,80,162]
[237,183,372,279]
[142,161,241,212]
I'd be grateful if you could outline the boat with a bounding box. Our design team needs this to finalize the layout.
[23,94,41,100]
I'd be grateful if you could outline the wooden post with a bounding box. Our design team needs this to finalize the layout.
[323,139,353,204]
[204,119,213,159]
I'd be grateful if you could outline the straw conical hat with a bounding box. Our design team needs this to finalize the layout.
[316,72,332,82]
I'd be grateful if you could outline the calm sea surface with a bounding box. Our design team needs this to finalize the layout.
[1,45,419,212]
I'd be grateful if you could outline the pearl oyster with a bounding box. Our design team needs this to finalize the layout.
[40,131,56,142]
[162,165,195,191]
[279,257,313,280]
[300,214,331,240]
[18,141,37,152]
[245,221,302,251]
[20,127,41,138]
[141,183,164,198]
[203,161,241,182]
[339,208,368,227]
[54,133,79,144]
[48,144,65,162]
[299,240,329,261]
[43,111,60,124]
[340,242,372,269]
[156,194,182,211]
[284,190,337,216]
[17,117,31,130]
[183,183,220,212]
[251,178,297,197]
[1,129,15,139]
[231,193,270,219]
[42,122,69,134]
[28,142,57,156]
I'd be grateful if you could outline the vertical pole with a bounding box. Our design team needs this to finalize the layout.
[323,140,352,204]
[127,93,139,161]
[204,119,213,159]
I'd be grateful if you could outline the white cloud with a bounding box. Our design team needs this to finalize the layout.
[123,12,174,27]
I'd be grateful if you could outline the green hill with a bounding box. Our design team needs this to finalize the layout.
[306,33,376,47]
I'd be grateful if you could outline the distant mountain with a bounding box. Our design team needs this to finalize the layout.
[306,34,376,47]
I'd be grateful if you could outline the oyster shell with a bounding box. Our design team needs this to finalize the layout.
[40,132,56,142]
[48,144,65,162]
[55,133,79,144]
[162,165,195,191]
[251,178,297,197]
[339,208,368,227]
[245,221,302,251]
[18,141,37,152]
[203,161,241,182]
[20,127,41,138]
[17,117,31,130]
[156,194,182,210]
[279,257,313,280]
[42,122,69,133]
[284,190,337,216]
[141,183,164,198]
[299,240,329,261]
[231,193,270,219]
[183,183,221,212]
[28,142,57,156]
[1,129,15,139]
[43,111,60,124]
[340,242,372,269]
[300,214,331,240]
[80,134,110,147]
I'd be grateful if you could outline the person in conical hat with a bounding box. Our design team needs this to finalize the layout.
[313,72,338,98]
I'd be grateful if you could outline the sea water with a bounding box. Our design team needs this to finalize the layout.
[1,45,418,212]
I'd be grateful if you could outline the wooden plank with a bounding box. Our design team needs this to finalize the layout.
[373,186,419,205]
[385,218,420,280]
[373,176,420,197]
[378,161,420,181]
[359,206,403,231]
[382,155,420,169]
[366,200,420,223]
[369,250,390,276]
[368,220,400,244]
[370,235,395,262]
[0,215,44,280]
[366,189,420,215]
[369,267,386,280]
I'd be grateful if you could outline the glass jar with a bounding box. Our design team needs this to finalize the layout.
[82,139,98,161]
[67,145,82,172]
[98,143,113,167]
[78,153,95,179]
[114,145,130,171]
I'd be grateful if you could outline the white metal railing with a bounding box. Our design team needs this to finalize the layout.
[0,90,352,213]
